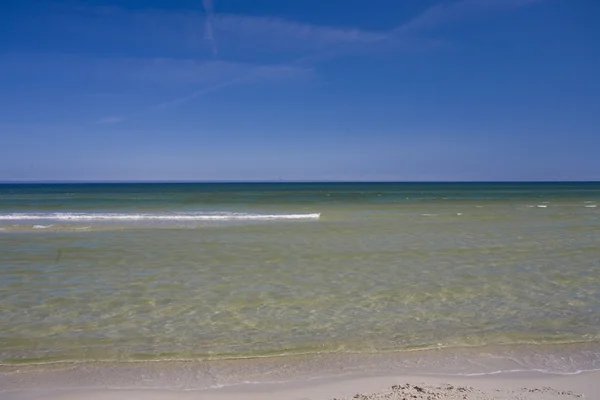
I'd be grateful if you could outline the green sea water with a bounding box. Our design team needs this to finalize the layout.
[1,182,600,367]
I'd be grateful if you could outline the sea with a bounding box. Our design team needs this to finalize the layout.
[1,182,600,388]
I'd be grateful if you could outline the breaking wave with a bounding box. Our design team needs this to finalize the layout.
[0,212,321,221]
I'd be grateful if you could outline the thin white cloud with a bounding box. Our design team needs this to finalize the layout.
[202,0,218,57]
[152,63,313,109]
[10,5,386,59]
[132,58,251,84]
[397,0,547,33]
[1,54,309,86]
[212,14,386,49]
[152,79,240,110]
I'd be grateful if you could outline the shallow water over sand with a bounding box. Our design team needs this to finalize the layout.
[1,183,600,366]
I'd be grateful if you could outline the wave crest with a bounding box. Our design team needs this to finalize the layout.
[0,212,321,221]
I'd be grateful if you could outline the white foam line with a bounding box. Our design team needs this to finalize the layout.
[420,367,600,377]
[0,213,321,221]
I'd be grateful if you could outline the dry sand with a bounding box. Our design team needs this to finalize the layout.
[3,372,599,400]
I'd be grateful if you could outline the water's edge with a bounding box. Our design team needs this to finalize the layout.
[2,343,600,392]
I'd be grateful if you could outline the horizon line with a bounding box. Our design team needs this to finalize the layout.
[0,180,598,184]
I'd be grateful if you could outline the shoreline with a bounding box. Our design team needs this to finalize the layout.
[2,343,600,398]
[3,339,600,366]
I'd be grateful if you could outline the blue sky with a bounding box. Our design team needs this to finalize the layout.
[1,0,598,181]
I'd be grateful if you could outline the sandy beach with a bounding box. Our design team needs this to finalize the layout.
[2,371,599,400]
[3,0,599,394]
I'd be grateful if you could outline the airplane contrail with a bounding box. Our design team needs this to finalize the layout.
[202,0,218,57]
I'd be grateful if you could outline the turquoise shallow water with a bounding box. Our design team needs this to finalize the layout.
[1,182,600,365]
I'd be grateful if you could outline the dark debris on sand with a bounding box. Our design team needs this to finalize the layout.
[331,382,584,400]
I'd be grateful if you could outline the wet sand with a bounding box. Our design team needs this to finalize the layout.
[2,372,599,400]
[3,345,600,399]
